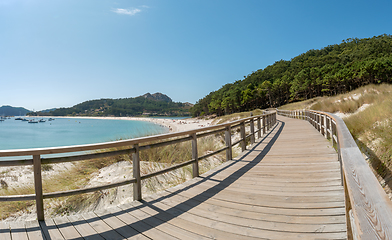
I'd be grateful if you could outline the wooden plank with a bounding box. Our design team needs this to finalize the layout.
[133,200,261,240]
[25,220,45,240]
[93,208,150,240]
[118,202,208,240]
[143,195,346,239]
[53,216,83,240]
[9,221,28,240]
[186,178,344,197]
[144,193,345,225]
[145,193,347,234]
[108,205,178,240]
[67,214,104,240]
[40,219,65,240]
[120,202,260,240]
[0,222,11,240]
[165,184,345,207]
[166,188,346,216]
[82,212,124,240]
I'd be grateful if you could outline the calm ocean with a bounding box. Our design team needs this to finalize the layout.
[0,117,169,151]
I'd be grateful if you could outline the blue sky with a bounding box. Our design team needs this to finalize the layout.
[1,0,391,111]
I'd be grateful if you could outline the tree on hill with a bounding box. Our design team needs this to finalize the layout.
[29,93,191,117]
[191,34,392,117]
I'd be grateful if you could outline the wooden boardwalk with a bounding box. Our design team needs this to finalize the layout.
[0,115,347,239]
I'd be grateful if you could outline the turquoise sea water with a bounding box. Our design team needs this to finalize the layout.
[0,117,169,151]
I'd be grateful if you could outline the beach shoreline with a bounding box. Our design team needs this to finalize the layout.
[38,116,214,133]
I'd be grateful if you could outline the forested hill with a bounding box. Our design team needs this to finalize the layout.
[190,34,392,117]
[29,93,192,117]
[0,106,30,116]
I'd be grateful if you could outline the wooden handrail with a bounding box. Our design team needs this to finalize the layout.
[277,109,392,240]
[0,112,277,221]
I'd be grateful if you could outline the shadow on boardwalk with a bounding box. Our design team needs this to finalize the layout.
[48,122,284,240]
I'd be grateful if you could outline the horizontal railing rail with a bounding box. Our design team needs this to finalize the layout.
[0,112,277,221]
[277,109,392,240]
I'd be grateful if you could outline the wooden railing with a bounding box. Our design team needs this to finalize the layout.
[277,109,392,240]
[0,112,277,221]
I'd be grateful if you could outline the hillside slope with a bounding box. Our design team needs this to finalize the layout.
[29,92,191,117]
[191,34,392,117]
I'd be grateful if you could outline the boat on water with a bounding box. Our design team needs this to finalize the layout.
[28,119,39,123]
[48,118,55,121]
[15,117,23,120]
[22,118,29,121]
[39,119,46,122]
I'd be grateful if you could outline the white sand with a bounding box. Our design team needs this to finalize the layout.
[333,103,371,119]
[42,116,214,133]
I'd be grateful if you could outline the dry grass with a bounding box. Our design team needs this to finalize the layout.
[278,97,321,110]
[213,109,263,125]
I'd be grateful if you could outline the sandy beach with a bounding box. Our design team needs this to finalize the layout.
[44,116,214,133]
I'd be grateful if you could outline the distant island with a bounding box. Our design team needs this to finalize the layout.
[0,105,31,116]
[28,92,193,117]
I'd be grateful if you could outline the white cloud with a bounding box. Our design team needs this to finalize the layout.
[112,8,141,16]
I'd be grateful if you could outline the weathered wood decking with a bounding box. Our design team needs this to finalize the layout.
[0,115,346,239]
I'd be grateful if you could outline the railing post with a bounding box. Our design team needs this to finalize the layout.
[240,121,246,152]
[33,155,44,221]
[319,114,322,132]
[326,117,331,140]
[317,114,320,130]
[323,115,327,138]
[263,115,266,135]
[274,112,277,124]
[257,117,261,139]
[250,113,255,145]
[343,173,354,239]
[191,133,199,177]
[133,144,141,201]
[267,114,271,130]
[225,126,232,161]
[332,121,337,149]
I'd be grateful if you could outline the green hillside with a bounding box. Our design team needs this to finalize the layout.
[191,34,392,117]
[29,93,192,117]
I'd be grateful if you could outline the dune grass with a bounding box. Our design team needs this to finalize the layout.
[213,109,263,125]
